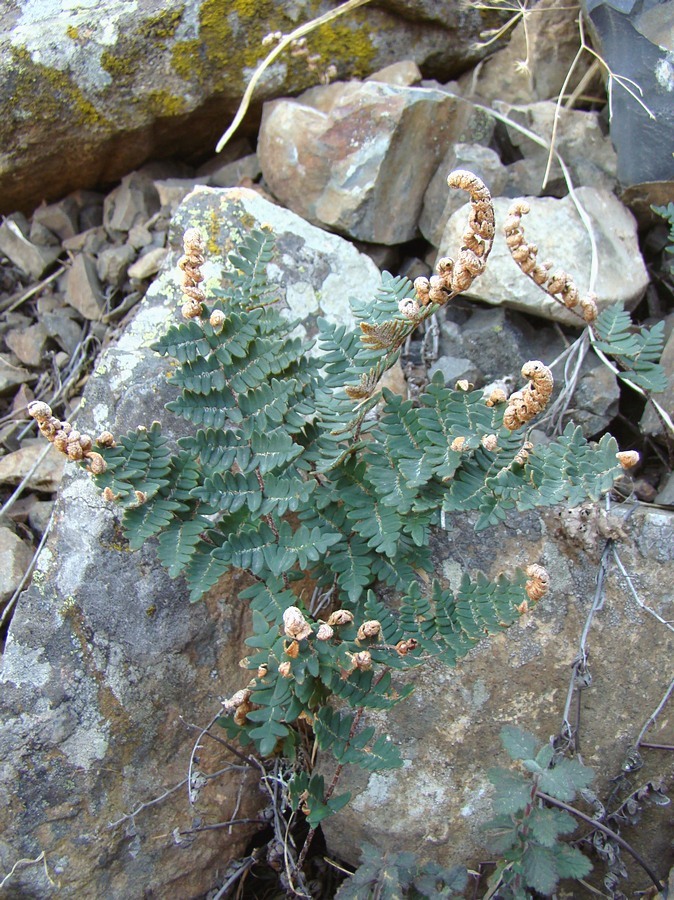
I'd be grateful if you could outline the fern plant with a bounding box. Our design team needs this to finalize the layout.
[28,172,639,836]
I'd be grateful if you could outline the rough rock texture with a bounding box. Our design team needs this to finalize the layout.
[582,0,674,187]
[0,185,381,897]
[439,190,649,324]
[0,525,33,605]
[258,80,482,244]
[494,101,619,196]
[421,143,507,247]
[0,0,504,215]
[322,504,674,891]
[461,0,592,104]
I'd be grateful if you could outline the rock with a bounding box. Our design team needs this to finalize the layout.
[439,190,649,324]
[103,173,161,234]
[0,438,66,492]
[32,197,80,241]
[127,246,169,281]
[27,498,54,535]
[0,215,61,279]
[322,506,674,890]
[494,101,618,196]
[28,219,61,247]
[0,1,500,215]
[582,0,674,187]
[9,493,55,536]
[365,59,422,86]
[428,356,482,387]
[5,321,49,368]
[126,221,154,251]
[258,81,476,244]
[62,226,108,256]
[69,189,106,231]
[0,353,34,394]
[10,382,35,418]
[0,526,33,605]
[440,304,566,384]
[203,154,262,189]
[154,178,211,212]
[64,253,105,320]
[96,244,136,289]
[656,471,674,506]
[563,358,620,436]
[0,184,382,896]
[462,0,593,104]
[41,309,84,356]
[421,143,508,247]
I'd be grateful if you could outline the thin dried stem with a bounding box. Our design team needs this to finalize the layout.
[536,791,664,891]
[215,0,373,154]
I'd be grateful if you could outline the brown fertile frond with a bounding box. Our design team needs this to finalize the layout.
[414,170,495,306]
[503,201,598,324]
[525,564,550,603]
[360,319,409,351]
[503,360,554,431]
[345,365,382,401]
[28,401,110,474]
[178,227,206,319]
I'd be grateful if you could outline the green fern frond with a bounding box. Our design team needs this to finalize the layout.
[400,572,528,666]
[592,303,667,392]
[239,576,300,623]
[227,227,277,308]
[350,270,416,325]
[177,427,246,469]
[95,421,172,503]
[314,707,404,771]
[328,669,414,710]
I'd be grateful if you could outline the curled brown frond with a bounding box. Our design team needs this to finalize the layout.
[503,360,554,431]
[616,450,639,469]
[414,169,495,306]
[178,227,206,319]
[28,401,109,474]
[503,202,598,324]
[525,564,550,602]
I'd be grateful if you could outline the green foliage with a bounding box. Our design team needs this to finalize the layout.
[592,303,668,393]
[334,842,467,899]
[86,226,635,834]
[653,202,674,261]
[484,726,593,898]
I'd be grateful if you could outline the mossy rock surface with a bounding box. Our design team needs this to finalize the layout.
[0,0,504,214]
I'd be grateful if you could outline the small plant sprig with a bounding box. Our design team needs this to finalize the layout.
[334,842,468,899]
[483,726,594,898]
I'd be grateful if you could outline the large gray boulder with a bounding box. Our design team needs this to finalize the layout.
[322,503,674,892]
[0,0,503,215]
[0,186,380,897]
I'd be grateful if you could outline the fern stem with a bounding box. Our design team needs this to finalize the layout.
[536,790,664,891]
[296,691,376,872]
